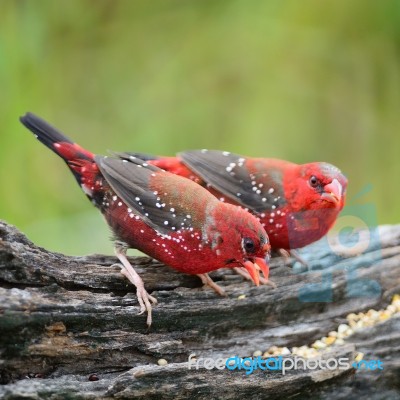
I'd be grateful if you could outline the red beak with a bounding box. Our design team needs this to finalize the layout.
[243,257,270,286]
[254,257,270,281]
[322,178,343,204]
[243,261,260,286]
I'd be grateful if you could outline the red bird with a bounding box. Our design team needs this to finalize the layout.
[117,150,347,255]
[20,113,271,326]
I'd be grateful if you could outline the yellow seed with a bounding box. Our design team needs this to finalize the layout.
[335,338,345,345]
[347,313,358,321]
[328,331,338,338]
[363,319,375,327]
[338,323,350,334]
[157,359,168,366]
[348,320,358,328]
[253,350,262,357]
[296,346,309,356]
[379,310,391,321]
[344,328,354,337]
[355,321,364,330]
[307,349,319,358]
[281,347,291,355]
[355,352,364,362]
[237,294,246,300]
[324,336,336,346]
[296,349,306,357]
[291,347,299,354]
[392,296,400,310]
[312,340,327,350]
[269,345,278,353]
[367,309,380,320]
[387,304,397,314]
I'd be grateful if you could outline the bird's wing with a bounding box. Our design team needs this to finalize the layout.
[96,156,199,235]
[113,151,160,162]
[179,150,287,213]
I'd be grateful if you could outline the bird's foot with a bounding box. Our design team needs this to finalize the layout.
[233,267,276,288]
[197,273,226,296]
[278,248,308,267]
[120,267,157,326]
[114,245,157,327]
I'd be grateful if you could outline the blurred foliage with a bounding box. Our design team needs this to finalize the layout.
[0,0,399,255]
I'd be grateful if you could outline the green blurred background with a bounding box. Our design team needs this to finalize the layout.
[1,0,399,255]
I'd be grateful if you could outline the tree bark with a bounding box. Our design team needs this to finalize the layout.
[0,220,399,399]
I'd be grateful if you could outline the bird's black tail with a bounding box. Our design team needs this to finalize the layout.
[20,112,75,152]
[20,112,95,186]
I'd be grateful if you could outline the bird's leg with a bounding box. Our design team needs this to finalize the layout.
[278,248,291,259]
[233,267,276,288]
[114,243,157,327]
[197,273,226,296]
[278,248,308,267]
[289,249,308,267]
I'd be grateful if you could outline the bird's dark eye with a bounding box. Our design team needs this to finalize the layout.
[309,176,319,188]
[242,237,256,254]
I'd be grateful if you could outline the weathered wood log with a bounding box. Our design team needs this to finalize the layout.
[0,220,399,399]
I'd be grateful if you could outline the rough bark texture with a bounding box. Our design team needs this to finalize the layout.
[0,220,399,399]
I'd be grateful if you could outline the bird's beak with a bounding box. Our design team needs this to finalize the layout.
[243,257,270,286]
[322,178,343,204]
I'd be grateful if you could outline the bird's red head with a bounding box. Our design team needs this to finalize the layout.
[285,162,348,213]
[210,204,271,286]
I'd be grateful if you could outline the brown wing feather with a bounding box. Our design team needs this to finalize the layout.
[96,156,197,234]
[179,150,287,213]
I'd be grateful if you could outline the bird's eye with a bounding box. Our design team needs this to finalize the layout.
[309,176,319,188]
[242,237,256,254]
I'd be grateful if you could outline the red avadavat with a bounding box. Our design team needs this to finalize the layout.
[20,114,271,326]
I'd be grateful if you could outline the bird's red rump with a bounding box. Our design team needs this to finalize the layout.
[53,142,94,162]
[151,157,201,182]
